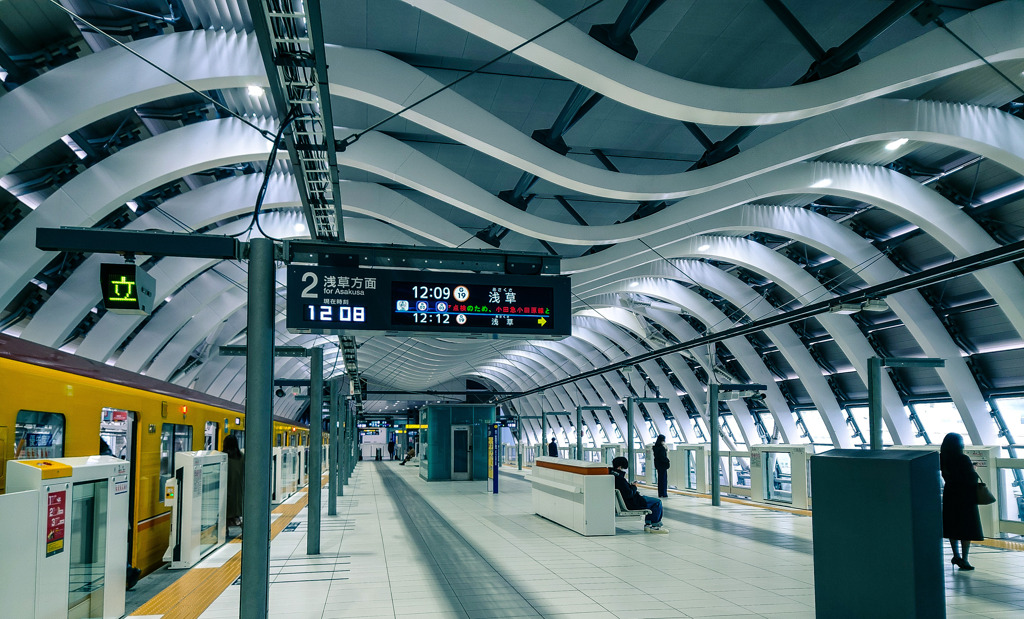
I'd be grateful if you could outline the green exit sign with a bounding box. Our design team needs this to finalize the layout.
[100,263,155,315]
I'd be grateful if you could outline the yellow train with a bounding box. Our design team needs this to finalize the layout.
[0,334,315,576]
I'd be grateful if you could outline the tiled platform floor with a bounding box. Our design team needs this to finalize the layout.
[191,462,1024,619]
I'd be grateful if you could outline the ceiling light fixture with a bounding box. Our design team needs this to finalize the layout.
[697,244,710,251]
[293,222,306,233]
[126,200,138,212]
[884,138,909,151]
[811,178,833,189]
[246,84,264,98]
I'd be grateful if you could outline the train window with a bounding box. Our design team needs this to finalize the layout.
[100,408,134,459]
[204,422,219,450]
[14,411,65,459]
[289,433,297,447]
[159,424,193,504]
[275,433,283,447]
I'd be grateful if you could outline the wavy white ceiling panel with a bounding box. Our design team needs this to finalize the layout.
[406,0,1024,125]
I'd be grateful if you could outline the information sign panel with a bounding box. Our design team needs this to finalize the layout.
[100,263,156,315]
[46,489,66,557]
[286,266,570,338]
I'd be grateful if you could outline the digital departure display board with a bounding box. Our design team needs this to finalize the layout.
[286,266,570,339]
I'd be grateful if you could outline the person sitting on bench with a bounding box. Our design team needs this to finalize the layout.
[610,456,668,533]
[398,446,416,465]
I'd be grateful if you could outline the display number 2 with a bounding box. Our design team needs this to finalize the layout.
[301,272,318,298]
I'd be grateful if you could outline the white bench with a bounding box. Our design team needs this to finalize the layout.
[531,457,614,536]
[614,489,652,523]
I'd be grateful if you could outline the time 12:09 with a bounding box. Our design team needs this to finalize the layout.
[412,285,451,300]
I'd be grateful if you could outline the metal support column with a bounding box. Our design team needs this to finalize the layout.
[516,415,523,470]
[328,379,339,515]
[307,347,323,555]
[342,403,350,482]
[868,356,943,451]
[867,356,884,451]
[240,238,274,619]
[344,404,353,482]
[626,397,635,482]
[575,405,583,460]
[708,384,721,507]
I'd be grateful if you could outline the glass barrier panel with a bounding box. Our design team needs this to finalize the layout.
[733,456,751,489]
[765,451,793,503]
[200,463,221,556]
[686,450,696,490]
[68,479,108,619]
[997,462,1024,536]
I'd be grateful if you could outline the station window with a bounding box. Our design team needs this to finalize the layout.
[14,411,65,459]
[667,421,681,442]
[644,420,656,442]
[847,406,894,446]
[692,417,709,442]
[159,424,193,504]
[909,402,970,445]
[596,424,609,444]
[794,409,830,445]
[582,426,595,448]
[992,397,1024,446]
[757,411,776,442]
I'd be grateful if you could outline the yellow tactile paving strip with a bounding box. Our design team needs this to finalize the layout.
[980,538,1024,552]
[132,474,328,619]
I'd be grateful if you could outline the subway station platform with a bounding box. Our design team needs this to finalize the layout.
[130,462,1024,619]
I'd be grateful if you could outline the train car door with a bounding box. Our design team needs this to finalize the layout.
[100,408,137,558]
[451,425,472,481]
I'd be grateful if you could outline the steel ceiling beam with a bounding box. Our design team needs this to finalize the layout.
[247,0,340,240]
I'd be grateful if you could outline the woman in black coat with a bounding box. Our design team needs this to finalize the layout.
[940,432,983,570]
[223,434,245,527]
[653,434,670,498]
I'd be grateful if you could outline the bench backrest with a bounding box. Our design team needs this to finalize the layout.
[614,489,629,512]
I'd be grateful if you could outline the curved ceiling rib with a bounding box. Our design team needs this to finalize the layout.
[408,0,1024,125]
[329,44,1024,201]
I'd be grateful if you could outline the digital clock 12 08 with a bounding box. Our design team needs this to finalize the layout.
[303,304,367,323]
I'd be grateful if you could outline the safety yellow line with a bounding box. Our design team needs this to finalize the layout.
[979,538,1024,552]
[132,474,329,618]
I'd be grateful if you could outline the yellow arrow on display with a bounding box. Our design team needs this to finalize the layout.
[538,317,547,326]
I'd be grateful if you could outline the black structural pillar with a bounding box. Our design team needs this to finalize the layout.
[328,378,340,515]
[307,346,323,555]
[240,238,274,619]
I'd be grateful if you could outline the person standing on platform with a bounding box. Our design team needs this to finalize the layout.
[653,434,670,498]
[611,456,667,533]
[940,432,983,570]
[223,434,245,528]
[548,437,558,457]
[388,440,396,461]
